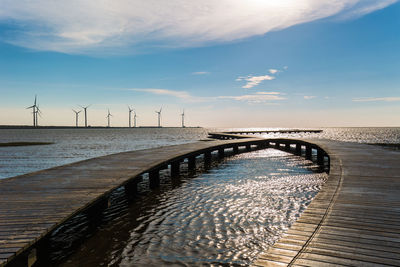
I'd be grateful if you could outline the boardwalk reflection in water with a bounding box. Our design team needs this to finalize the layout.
[55,149,327,266]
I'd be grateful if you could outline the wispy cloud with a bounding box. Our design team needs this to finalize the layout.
[131,88,285,104]
[131,88,193,100]
[192,71,209,75]
[236,75,275,89]
[269,69,279,74]
[352,97,400,102]
[304,96,316,100]
[0,0,396,54]
[218,92,285,103]
[237,67,288,88]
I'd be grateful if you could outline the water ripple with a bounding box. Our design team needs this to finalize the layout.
[60,149,327,266]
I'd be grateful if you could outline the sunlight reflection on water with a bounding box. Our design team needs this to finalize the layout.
[60,149,326,266]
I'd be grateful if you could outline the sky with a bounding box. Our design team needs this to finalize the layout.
[0,0,399,128]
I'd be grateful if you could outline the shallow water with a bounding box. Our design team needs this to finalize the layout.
[0,128,208,179]
[57,149,326,266]
[1,127,398,265]
[0,127,399,179]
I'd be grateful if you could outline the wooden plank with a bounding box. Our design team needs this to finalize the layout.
[2,134,400,266]
[1,138,271,265]
[253,138,400,267]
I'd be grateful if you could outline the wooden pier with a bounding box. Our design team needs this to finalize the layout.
[221,129,322,135]
[1,131,399,266]
[0,137,269,266]
[253,138,400,266]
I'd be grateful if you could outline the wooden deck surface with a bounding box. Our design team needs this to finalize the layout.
[0,138,264,266]
[254,140,400,266]
[1,135,399,266]
[223,130,322,134]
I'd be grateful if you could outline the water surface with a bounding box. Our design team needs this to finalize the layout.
[59,149,326,266]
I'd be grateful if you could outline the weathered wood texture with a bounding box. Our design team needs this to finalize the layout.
[223,130,322,134]
[254,140,400,267]
[0,138,265,266]
[2,133,399,267]
[208,130,322,140]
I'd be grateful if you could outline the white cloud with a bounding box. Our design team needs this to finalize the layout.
[218,91,286,103]
[131,88,285,104]
[269,69,279,74]
[0,0,396,54]
[304,95,316,99]
[237,74,275,89]
[131,88,192,100]
[352,97,400,102]
[192,71,209,75]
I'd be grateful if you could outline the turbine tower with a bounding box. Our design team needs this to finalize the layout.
[35,104,42,127]
[26,95,37,127]
[181,109,185,128]
[128,106,133,128]
[80,105,90,127]
[133,110,137,128]
[106,109,112,127]
[155,107,162,127]
[72,109,81,127]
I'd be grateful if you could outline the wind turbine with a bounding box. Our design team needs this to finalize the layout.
[106,109,112,127]
[72,109,81,127]
[181,109,185,128]
[26,95,37,127]
[79,105,90,127]
[35,104,42,127]
[133,110,137,128]
[128,106,133,128]
[155,107,162,127]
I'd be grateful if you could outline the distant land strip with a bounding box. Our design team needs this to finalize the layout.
[223,129,322,134]
[0,142,54,147]
[371,143,400,150]
[0,125,201,129]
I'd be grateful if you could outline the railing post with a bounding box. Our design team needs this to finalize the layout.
[233,145,239,154]
[258,142,267,149]
[149,170,160,189]
[246,144,251,151]
[275,142,280,149]
[295,143,301,155]
[171,161,180,178]
[218,148,225,159]
[188,156,196,171]
[317,149,324,165]
[124,178,140,196]
[306,146,312,160]
[204,151,212,168]
[285,142,290,151]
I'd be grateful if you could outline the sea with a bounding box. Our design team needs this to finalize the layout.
[0,127,399,266]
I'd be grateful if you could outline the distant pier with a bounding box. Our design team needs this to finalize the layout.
[1,131,400,266]
[222,129,322,134]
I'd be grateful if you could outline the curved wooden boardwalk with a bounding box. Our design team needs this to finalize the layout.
[254,139,400,266]
[0,137,266,266]
[1,133,399,266]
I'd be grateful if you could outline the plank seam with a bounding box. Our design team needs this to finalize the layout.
[288,152,344,266]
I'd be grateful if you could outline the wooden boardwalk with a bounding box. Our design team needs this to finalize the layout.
[221,129,322,135]
[0,137,266,266]
[1,133,400,266]
[254,139,400,266]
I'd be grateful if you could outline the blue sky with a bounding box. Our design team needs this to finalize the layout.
[0,0,399,127]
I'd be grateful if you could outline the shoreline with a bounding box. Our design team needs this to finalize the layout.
[0,125,201,129]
